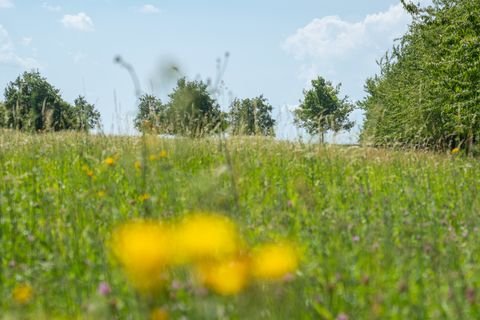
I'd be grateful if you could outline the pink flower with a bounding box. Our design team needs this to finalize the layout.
[98,281,111,296]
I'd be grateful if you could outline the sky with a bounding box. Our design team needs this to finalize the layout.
[0,0,419,142]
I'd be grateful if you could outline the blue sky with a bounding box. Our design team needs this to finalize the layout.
[0,0,416,141]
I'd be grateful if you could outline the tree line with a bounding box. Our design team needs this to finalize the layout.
[0,71,100,132]
[360,0,480,152]
[0,71,354,139]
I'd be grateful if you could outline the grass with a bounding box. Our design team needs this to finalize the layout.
[1,130,480,319]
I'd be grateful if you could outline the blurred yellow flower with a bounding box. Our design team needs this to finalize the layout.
[176,213,240,263]
[149,151,168,161]
[111,221,173,292]
[12,284,33,304]
[150,307,169,320]
[251,243,299,281]
[159,150,168,159]
[104,157,116,166]
[451,147,460,155]
[138,193,151,202]
[197,257,250,296]
[81,165,94,177]
[134,160,142,170]
[97,190,106,198]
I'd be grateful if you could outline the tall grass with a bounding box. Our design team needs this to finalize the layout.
[1,130,480,319]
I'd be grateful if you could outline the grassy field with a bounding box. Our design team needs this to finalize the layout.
[1,131,480,319]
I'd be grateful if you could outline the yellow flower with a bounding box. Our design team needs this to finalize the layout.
[175,213,240,263]
[197,256,250,296]
[159,150,168,159]
[97,190,106,198]
[251,242,299,281]
[13,284,33,304]
[134,160,142,170]
[149,151,168,161]
[138,193,151,202]
[104,157,116,166]
[451,147,460,155]
[111,221,173,292]
[86,170,94,177]
[150,307,169,320]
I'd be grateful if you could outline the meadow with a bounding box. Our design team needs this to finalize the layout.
[1,130,480,319]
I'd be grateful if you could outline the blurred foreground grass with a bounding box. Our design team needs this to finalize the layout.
[1,131,480,319]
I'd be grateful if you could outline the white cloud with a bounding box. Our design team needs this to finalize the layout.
[61,12,95,32]
[283,4,413,142]
[0,25,40,69]
[42,2,62,12]
[0,0,13,9]
[139,4,160,14]
[284,4,409,61]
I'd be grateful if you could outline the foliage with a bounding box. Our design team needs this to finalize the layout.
[229,95,275,136]
[165,78,226,137]
[134,94,167,133]
[360,0,480,152]
[72,96,101,131]
[134,78,226,137]
[294,76,354,142]
[0,101,5,128]
[2,71,101,132]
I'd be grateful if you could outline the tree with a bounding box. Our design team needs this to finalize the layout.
[360,0,480,152]
[294,76,354,143]
[229,96,275,136]
[165,78,225,137]
[134,94,167,133]
[72,96,101,131]
[0,102,5,128]
[2,71,101,132]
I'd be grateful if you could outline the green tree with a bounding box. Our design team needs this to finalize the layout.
[2,71,101,132]
[72,96,101,131]
[229,96,275,136]
[134,94,167,133]
[165,78,225,137]
[0,102,5,128]
[361,0,480,152]
[4,71,68,131]
[294,76,354,143]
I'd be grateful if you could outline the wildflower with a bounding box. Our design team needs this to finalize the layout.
[150,307,169,320]
[197,256,250,296]
[251,242,299,281]
[149,151,168,161]
[159,150,168,159]
[134,160,142,170]
[451,147,460,155]
[12,284,33,304]
[104,157,116,166]
[82,165,94,177]
[111,221,173,292]
[138,193,151,202]
[175,213,240,263]
[97,281,111,296]
[97,190,106,198]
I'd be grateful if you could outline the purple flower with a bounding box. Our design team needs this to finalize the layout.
[98,281,111,296]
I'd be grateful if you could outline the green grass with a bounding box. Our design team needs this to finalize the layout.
[1,131,480,319]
